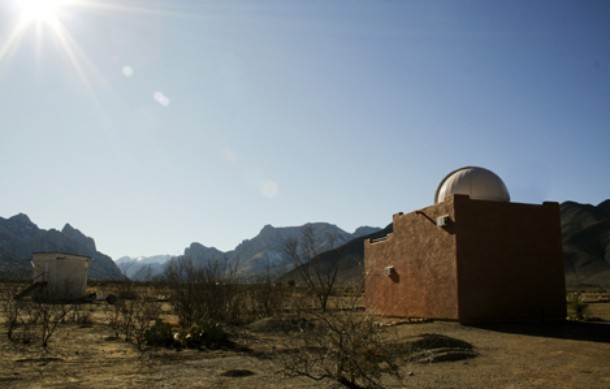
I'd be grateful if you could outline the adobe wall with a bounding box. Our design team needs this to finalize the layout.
[454,195,566,322]
[364,198,459,319]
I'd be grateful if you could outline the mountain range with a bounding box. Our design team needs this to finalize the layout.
[0,214,123,280]
[117,224,381,281]
[1,199,609,286]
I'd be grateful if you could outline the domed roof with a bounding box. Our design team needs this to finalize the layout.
[434,166,510,204]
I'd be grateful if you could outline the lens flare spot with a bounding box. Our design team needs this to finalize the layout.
[153,91,170,107]
[122,65,134,77]
[222,148,236,162]
[260,180,279,199]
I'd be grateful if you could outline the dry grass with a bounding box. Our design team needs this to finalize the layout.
[0,282,609,388]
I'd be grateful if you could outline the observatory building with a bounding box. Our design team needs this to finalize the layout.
[364,167,566,323]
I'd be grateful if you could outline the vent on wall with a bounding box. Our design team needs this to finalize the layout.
[436,215,451,227]
[384,266,395,276]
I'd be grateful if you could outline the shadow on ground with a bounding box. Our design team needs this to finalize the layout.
[469,320,610,343]
[400,333,478,363]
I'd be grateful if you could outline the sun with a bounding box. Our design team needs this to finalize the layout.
[16,0,66,24]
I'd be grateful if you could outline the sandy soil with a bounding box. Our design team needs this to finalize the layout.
[1,297,609,388]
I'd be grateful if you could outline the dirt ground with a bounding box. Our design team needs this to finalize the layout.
[1,293,610,388]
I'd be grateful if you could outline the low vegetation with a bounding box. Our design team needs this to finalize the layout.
[567,293,590,320]
[2,274,608,388]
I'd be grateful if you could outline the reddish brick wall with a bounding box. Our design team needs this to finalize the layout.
[364,198,459,319]
[364,195,566,323]
[454,195,566,322]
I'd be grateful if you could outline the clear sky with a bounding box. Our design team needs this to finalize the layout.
[1,0,609,259]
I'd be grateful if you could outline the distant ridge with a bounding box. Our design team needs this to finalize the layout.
[4,199,608,286]
[280,200,610,287]
[119,223,382,281]
[560,200,610,286]
[0,213,124,281]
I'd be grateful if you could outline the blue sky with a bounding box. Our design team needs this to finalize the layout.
[1,0,609,259]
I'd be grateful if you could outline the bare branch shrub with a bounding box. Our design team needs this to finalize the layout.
[2,287,21,341]
[102,287,162,351]
[131,293,162,351]
[245,264,290,319]
[284,226,340,313]
[2,286,73,348]
[164,256,243,326]
[103,297,122,338]
[69,303,93,327]
[281,288,402,388]
[29,301,71,348]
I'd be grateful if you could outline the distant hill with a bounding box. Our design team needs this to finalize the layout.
[8,198,607,285]
[0,214,124,281]
[131,223,381,281]
[282,200,610,287]
[115,255,173,281]
[560,200,610,286]
[281,224,393,285]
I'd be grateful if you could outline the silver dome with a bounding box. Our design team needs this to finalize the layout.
[435,166,510,204]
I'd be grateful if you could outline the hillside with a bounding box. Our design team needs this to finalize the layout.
[0,214,124,280]
[115,255,173,281]
[561,200,610,285]
[149,223,381,281]
[287,200,610,287]
[4,199,609,285]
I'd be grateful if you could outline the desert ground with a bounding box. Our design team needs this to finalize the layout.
[1,283,609,389]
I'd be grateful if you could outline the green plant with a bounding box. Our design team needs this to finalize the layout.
[568,293,589,320]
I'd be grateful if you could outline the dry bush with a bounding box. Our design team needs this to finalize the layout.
[568,293,590,320]
[1,287,21,341]
[245,266,291,319]
[280,289,403,389]
[29,301,71,348]
[164,256,244,326]
[105,290,161,350]
[284,226,340,313]
[68,303,94,327]
[2,286,74,348]
[131,293,162,351]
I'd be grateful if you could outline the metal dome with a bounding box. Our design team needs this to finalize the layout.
[434,166,510,204]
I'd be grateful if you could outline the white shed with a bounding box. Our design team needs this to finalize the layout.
[31,252,91,300]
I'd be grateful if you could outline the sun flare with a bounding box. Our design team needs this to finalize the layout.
[16,0,66,24]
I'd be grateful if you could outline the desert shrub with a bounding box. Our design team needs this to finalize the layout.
[283,226,340,313]
[281,292,402,388]
[245,270,290,319]
[30,302,71,348]
[164,256,244,325]
[106,292,161,350]
[2,288,72,348]
[68,304,93,327]
[103,298,122,338]
[131,294,162,350]
[144,319,174,348]
[568,293,589,320]
[172,319,229,350]
[1,288,21,341]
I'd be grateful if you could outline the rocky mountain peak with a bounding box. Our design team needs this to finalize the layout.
[61,223,97,251]
[0,213,123,281]
[3,213,38,234]
[597,199,610,217]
